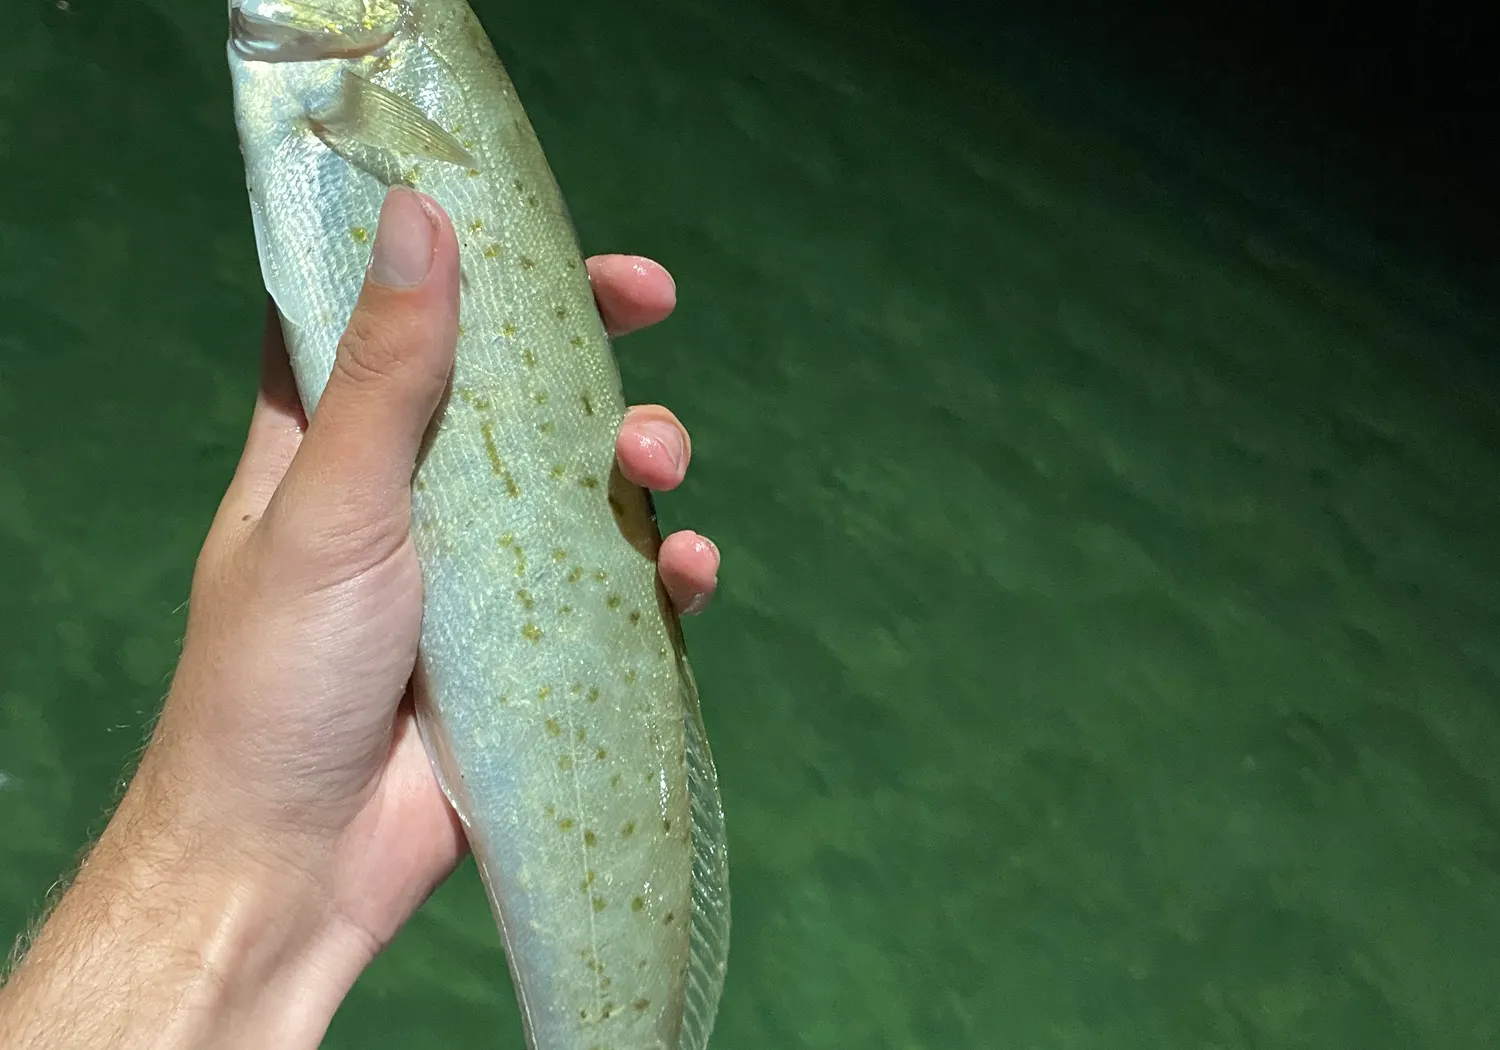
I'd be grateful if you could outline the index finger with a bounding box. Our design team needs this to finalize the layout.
[587,255,677,337]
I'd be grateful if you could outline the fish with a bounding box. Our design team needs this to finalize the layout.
[225,2,730,1047]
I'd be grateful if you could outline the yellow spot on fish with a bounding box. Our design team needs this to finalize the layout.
[545,717,562,736]
[537,685,552,701]
[516,588,534,610]
[594,570,609,583]
[559,817,575,831]
[633,998,650,1012]
[610,773,622,789]
[575,726,586,743]
[592,896,608,912]
[502,321,517,338]
[559,755,574,771]
[571,335,586,348]
[624,669,638,685]
[580,476,599,490]
[581,392,595,415]
[349,226,369,243]
[468,218,484,234]
[522,348,538,367]
[663,912,675,925]
[560,604,573,615]
[498,694,510,706]
[552,548,568,562]
[622,821,635,838]
[479,423,521,497]
[607,594,622,609]
[533,391,549,405]
[402,165,421,184]
[483,244,502,259]
[520,255,536,270]
[567,567,584,583]
[522,623,543,643]
[629,610,642,625]
[595,747,607,761]
[587,687,601,703]
[583,829,597,847]
[554,305,568,320]
[543,803,555,817]
[538,421,556,435]
[467,168,481,177]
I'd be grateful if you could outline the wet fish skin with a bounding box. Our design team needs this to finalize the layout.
[226,2,729,1048]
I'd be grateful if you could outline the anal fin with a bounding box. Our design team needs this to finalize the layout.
[679,656,730,1050]
[411,659,474,831]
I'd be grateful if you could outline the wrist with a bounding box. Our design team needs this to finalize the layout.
[0,758,372,1050]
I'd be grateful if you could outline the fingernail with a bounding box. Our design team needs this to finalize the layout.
[684,592,712,616]
[369,188,436,288]
[639,421,685,472]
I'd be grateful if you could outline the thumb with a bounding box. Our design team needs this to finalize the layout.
[268,187,460,560]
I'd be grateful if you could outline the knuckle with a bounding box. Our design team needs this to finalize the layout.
[194,508,253,588]
[260,487,413,595]
[334,308,407,388]
[190,541,228,599]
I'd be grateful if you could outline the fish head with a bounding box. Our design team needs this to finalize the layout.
[229,0,407,62]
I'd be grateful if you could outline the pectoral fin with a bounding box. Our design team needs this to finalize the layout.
[309,70,478,185]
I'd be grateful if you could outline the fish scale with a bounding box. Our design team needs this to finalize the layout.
[227,1,729,1047]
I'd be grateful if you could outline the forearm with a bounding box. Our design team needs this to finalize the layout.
[0,758,368,1050]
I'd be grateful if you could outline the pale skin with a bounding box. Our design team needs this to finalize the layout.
[0,189,721,1049]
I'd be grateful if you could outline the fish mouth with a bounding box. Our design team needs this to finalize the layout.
[229,0,400,63]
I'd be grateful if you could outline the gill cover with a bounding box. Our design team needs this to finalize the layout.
[230,0,404,61]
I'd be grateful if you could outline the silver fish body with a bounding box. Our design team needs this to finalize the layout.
[226,3,729,1047]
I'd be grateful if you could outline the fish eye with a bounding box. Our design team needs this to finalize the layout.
[230,0,403,62]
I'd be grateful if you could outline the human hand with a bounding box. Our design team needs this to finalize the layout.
[0,188,719,1049]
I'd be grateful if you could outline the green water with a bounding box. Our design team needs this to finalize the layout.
[2,0,1498,1046]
